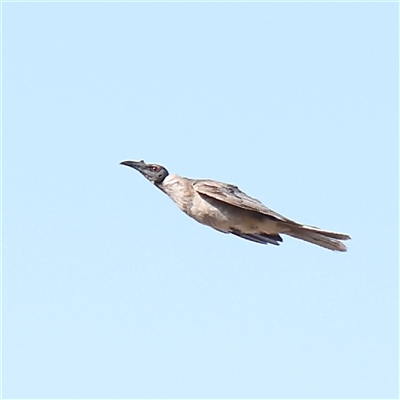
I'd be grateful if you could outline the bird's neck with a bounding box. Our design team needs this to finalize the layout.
[157,174,192,213]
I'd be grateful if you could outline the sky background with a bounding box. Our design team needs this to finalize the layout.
[2,2,399,399]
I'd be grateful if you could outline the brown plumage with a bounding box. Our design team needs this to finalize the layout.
[120,160,351,252]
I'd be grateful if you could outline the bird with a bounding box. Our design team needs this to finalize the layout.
[120,160,351,251]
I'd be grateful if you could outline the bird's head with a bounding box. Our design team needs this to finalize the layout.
[120,160,169,186]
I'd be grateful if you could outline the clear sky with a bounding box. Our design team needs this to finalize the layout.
[3,2,398,399]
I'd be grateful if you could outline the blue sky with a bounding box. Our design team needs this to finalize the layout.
[2,2,398,399]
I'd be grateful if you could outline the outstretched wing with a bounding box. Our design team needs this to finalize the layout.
[193,179,290,222]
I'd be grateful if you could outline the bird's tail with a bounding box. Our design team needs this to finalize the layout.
[284,224,351,252]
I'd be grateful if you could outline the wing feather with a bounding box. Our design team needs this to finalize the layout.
[231,231,283,246]
[193,180,289,222]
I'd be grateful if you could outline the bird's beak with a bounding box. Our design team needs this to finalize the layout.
[119,160,147,170]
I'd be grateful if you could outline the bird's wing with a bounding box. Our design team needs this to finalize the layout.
[230,231,283,246]
[193,180,290,222]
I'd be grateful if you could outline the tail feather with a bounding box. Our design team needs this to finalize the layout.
[284,225,351,252]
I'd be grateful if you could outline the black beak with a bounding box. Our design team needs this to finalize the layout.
[119,160,147,170]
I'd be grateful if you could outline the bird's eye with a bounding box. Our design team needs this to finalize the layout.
[151,166,160,172]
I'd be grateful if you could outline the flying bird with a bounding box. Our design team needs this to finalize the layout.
[120,160,350,251]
